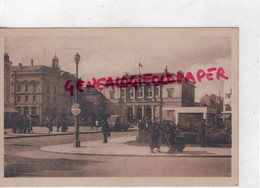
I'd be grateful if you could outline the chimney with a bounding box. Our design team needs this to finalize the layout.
[31,59,34,66]
[4,53,9,62]
[19,63,22,69]
[164,66,168,74]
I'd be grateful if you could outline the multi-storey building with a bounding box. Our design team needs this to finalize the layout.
[10,55,75,122]
[102,68,197,124]
[102,67,218,125]
[4,53,17,128]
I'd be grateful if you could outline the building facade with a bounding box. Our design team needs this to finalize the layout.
[4,53,13,109]
[10,55,75,122]
[4,53,17,128]
[101,67,219,126]
[200,94,223,113]
[102,68,196,123]
[221,79,232,120]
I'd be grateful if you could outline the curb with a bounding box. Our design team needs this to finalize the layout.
[40,149,232,158]
[4,131,102,139]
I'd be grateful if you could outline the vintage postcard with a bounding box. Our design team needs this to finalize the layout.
[0,28,238,186]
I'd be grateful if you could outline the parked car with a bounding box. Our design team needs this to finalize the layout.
[107,115,129,131]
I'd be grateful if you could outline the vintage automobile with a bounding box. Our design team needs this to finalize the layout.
[107,115,129,131]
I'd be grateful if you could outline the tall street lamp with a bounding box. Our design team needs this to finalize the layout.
[72,53,81,147]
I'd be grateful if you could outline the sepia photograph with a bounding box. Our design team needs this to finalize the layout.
[1,28,238,186]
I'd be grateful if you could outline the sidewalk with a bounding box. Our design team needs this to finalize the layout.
[41,136,232,157]
[4,126,102,139]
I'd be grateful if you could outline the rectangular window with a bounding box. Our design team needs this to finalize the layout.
[25,96,28,102]
[17,96,21,102]
[54,87,57,94]
[47,96,50,102]
[147,87,152,98]
[18,85,21,92]
[25,85,28,92]
[129,89,134,98]
[24,107,29,115]
[121,89,125,98]
[155,87,159,96]
[33,85,36,92]
[137,88,143,98]
[110,91,115,99]
[31,107,37,115]
[53,97,56,103]
[167,88,174,98]
[33,96,36,102]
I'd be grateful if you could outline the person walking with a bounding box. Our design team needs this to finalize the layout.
[156,121,165,152]
[47,118,53,134]
[95,120,99,130]
[23,115,29,133]
[27,115,33,134]
[11,115,17,133]
[56,119,61,132]
[17,115,23,133]
[138,119,145,132]
[62,118,68,132]
[149,120,157,153]
[166,122,176,153]
[102,119,110,143]
[90,118,95,130]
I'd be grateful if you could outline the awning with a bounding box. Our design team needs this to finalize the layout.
[220,113,231,119]
[4,107,18,113]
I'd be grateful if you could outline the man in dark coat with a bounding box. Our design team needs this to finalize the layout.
[62,119,68,132]
[17,115,24,133]
[27,115,33,134]
[90,118,95,130]
[138,119,145,132]
[23,115,29,133]
[56,119,61,132]
[166,122,176,153]
[152,119,161,152]
[149,120,157,153]
[48,119,53,134]
[102,120,110,143]
[11,115,17,133]
[156,121,165,152]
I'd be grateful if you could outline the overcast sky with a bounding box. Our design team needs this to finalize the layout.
[4,29,232,102]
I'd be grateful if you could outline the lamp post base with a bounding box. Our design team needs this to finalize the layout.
[73,140,80,147]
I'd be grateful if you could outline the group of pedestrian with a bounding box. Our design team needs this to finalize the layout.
[46,118,68,134]
[90,119,100,131]
[138,118,209,153]
[138,118,172,153]
[11,114,33,134]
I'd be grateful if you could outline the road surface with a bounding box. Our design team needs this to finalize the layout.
[4,130,231,177]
